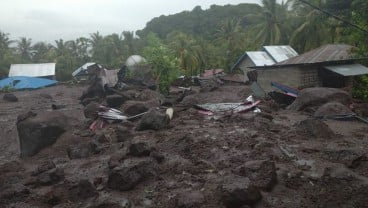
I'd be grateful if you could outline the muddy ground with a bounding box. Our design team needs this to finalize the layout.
[0,83,368,208]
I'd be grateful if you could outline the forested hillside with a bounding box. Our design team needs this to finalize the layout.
[0,0,367,92]
[136,3,261,40]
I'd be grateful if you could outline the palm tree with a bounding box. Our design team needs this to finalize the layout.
[32,42,53,62]
[17,37,32,61]
[289,0,330,52]
[167,32,202,76]
[250,0,291,45]
[122,31,135,56]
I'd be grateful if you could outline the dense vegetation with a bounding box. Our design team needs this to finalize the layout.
[0,0,367,95]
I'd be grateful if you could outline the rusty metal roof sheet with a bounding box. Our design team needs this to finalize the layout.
[275,44,354,66]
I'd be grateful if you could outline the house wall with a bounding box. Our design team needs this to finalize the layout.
[237,58,255,82]
[256,66,319,92]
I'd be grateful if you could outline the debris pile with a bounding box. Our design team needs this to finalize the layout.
[0,66,368,208]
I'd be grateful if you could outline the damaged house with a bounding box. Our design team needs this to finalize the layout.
[232,44,368,92]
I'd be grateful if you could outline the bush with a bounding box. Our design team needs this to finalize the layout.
[353,75,368,101]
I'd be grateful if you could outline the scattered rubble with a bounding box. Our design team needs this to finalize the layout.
[1,73,368,207]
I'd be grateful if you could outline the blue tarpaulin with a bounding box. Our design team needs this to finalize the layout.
[0,76,57,90]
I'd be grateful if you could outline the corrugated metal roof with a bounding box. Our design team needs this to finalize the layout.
[324,64,368,76]
[246,51,276,66]
[275,44,354,66]
[263,45,299,62]
[72,62,96,77]
[9,63,56,77]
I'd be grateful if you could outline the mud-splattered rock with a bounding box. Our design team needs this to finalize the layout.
[0,184,30,205]
[128,142,151,157]
[83,102,100,119]
[31,160,56,176]
[35,168,64,186]
[136,109,169,131]
[219,175,262,207]
[115,126,133,142]
[17,111,67,157]
[3,93,18,102]
[295,119,335,139]
[176,190,205,208]
[67,143,99,159]
[314,102,353,117]
[107,158,156,191]
[122,101,149,116]
[69,179,98,200]
[235,160,277,191]
[106,94,130,108]
[288,87,351,111]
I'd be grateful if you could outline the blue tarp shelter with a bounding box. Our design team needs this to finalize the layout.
[0,76,57,90]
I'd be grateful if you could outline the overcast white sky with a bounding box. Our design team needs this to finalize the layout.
[0,0,262,43]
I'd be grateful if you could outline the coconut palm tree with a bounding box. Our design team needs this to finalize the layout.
[289,0,331,52]
[17,37,32,61]
[249,0,291,45]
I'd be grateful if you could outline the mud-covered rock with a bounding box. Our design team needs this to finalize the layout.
[17,111,67,157]
[295,119,335,139]
[0,184,30,205]
[136,109,169,131]
[107,158,156,191]
[69,179,98,200]
[176,190,205,208]
[35,168,64,186]
[235,160,277,191]
[314,102,353,117]
[106,94,130,108]
[67,143,99,159]
[83,102,100,119]
[115,126,133,142]
[322,149,367,168]
[122,101,149,116]
[128,142,151,157]
[219,175,262,207]
[31,160,56,176]
[3,93,18,102]
[288,88,351,111]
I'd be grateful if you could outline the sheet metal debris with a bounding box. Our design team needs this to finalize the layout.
[315,114,368,124]
[195,96,261,115]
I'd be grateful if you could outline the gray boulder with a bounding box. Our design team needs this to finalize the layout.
[219,175,262,207]
[314,102,353,117]
[107,158,156,191]
[106,94,130,108]
[136,109,170,131]
[288,88,351,111]
[3,93,18,102]
[17,111,68,157]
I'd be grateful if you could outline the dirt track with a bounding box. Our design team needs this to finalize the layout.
[0,83,368,208]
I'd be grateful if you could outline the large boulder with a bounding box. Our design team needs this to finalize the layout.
[288,88,351,111]
[136,109,170,131]
[122,101,149,116]
[106,94,130,108]
[17,111,68,157]
[235,160,277,192]
[3,93,18,102]
[295,119,336,139]
[107,158,156,191]
[219,175,262,207]
[314,102,353,117]
[83,102,100,119]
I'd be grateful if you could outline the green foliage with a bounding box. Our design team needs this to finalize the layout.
[353,75,368,101]
[143,33,179,94]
